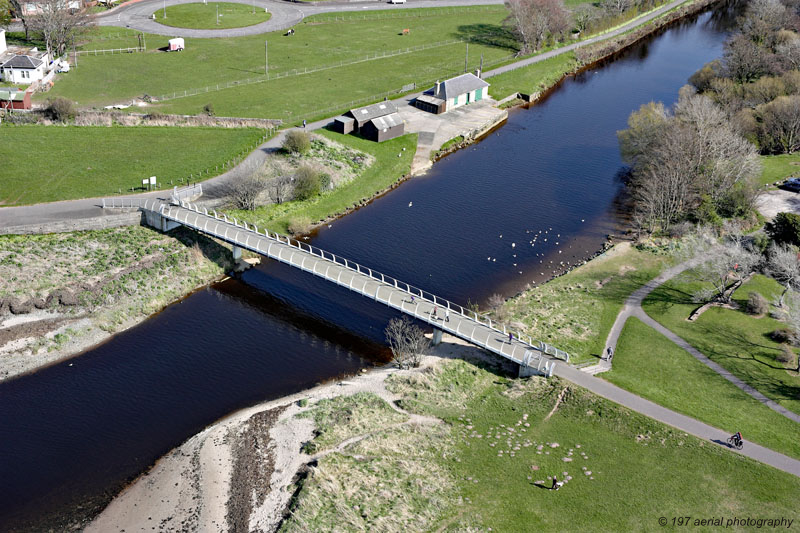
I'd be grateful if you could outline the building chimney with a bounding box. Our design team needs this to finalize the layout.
[434,80,440,97]
[475,68,481,79]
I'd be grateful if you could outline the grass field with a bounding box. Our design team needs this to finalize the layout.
[156,2,271,29]
[488,52,579,100]
[760,153,800,186]
[606,317,800,460]
[282,359,800,531]
[0,125,265,205]
[227,129,416,234]
[642,273,800,416]
[500,243,671,364]
[43,7,516,113]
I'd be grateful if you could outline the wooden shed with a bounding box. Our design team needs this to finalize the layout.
[0,88,32,110]
[360,112,404,143]
[332,115,355,134]
[345,100,398,131]
[414,94,445,115]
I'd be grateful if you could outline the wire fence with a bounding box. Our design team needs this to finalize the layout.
[154,38,469,102]
[309,5,505,24]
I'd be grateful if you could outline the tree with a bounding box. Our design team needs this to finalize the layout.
[385,316,429,369]
[776,33,800,71]
[738,0,788,46]
[766,212,800,246]
[282,130,310,154]
[723,34,776,83]
[28,0,92,57]
[572,4,599,34]
[682,229,761,304]
[292,165,322,200]
[767,243,800,307]
[756,95,800,154]
[45,96,75,122]
[226,171,269,210]
[504,0,570,53]
[0,0,13,28]
[779,291,800,371]
[600,0,632,16]
[269,175,293,205]
[617,101,669,166]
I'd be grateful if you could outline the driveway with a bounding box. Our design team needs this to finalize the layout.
[756,189,800,221]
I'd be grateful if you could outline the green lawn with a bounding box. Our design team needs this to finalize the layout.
[156,2,271,30]
[43,7,515,114]
[0,125,265,205]
[500,243,672,364]
[760,153,800,186]
[606,317,800,460]
[228,129,416,234]
[642,273,800,415]
[283,359,800,531]
[487,52,578,101]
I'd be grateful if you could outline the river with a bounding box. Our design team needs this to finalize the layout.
[0,4,740,529]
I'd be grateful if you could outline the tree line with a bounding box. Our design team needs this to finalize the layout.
[2,0,93,57]
[618,0,800,234]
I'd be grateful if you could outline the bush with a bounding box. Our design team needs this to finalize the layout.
[746,292,768,315]
[283,130,310,154]
[287,216,312,235]
[203,103,215,116]
[777,344,794,364]
[765,212,800,246]
[46,97,76,122]
[293,165,322,200]
[770,327,797,344]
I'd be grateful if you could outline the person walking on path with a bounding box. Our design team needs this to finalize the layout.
[302,119,307,128]
[445,309,450,323]
[433,305,438,319]
[606,347,613,362]
[509,332,513,343]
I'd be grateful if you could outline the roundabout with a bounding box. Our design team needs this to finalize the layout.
[154,2,272,30]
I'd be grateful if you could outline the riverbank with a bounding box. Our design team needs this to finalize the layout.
[0,226,233,382]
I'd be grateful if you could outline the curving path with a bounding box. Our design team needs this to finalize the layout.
[95,0,503,38]
[604,260,800,424]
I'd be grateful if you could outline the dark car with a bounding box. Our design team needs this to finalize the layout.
[780,178,800,192]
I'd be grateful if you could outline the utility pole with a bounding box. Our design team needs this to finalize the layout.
[216,4,219,25]
[464,43,469,73]
[265,40,268,77]
[479,53,483,76]
[163,0,166,18]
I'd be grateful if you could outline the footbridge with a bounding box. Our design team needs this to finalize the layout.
[103,194,570,377]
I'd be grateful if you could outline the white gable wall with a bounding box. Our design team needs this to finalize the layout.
[0,30,6,56]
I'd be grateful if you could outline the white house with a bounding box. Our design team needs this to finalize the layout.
[415,72,490,114]
[0,55,46,85]
[0,30,7,56]
[21,0,83,16]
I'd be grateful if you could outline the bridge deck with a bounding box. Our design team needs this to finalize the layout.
[103,197,569,376]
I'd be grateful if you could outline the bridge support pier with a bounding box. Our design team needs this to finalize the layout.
[431,328,443,346]
[232,245,242,261]
[143,210,181,232]
[518,360,555,378]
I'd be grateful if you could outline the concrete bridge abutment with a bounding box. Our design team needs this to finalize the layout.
[432,328,443,346]
[143,210,181,232]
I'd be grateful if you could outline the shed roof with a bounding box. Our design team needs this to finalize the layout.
[334,115,355,124]
[0,89,25,101]
[369,112,403,130]
[416,94,445,106]
[0,55,43,69]
[436,73,489,100]
[349,100,397,123]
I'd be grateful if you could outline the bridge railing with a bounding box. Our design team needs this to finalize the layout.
[167,200,570,364]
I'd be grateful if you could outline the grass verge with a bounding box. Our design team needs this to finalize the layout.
[606,316,800,460]
[487,52,579,101]
[227,130,416,234]
[642,273,800,415]
[0,125,265,205]
[760,153,800,186]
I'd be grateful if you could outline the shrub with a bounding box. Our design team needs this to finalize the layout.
[287,216,312,235]
[46,97,76,122]
[770,327,797,344]
[746,292,769,315]
[203,103,215,116]
[293,165,322,200]
[777,344,794,364]
[283,130,311,154]
[765,212,800,246]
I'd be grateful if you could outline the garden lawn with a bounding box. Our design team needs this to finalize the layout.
[43,7,515,113]
[0,125,265,205]
[760,153,800,186]
[642,273,800,416]
[606,317,800,460]
[284,358,800,531]
[487,52,578,101]
[500,242,671,364]
[156,2,271,29]
[227,130,416,234]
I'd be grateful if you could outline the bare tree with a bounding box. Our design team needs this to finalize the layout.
[682,229,761,304]
[723,34,776,83]
[738,0,788,46]
[269,175,293,205]
[776,33,800,70]
[572,4,599,34]
[226,171,269,210]
[505,0,570,53]
[28,0,92,57]
[385,316,429,369]
[756,95,800,154]
[600,0,632,16]
[768,243,800,307]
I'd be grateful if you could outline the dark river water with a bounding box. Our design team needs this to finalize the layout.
[0,4,740,530]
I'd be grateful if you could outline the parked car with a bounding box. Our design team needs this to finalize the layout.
[388,0,406,4]
[780,177,800,192]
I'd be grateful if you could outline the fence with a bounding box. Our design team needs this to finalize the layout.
[104,197,569,369]
[154,38,469,102]
[309,5,505,24]
[73,46,144,56]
